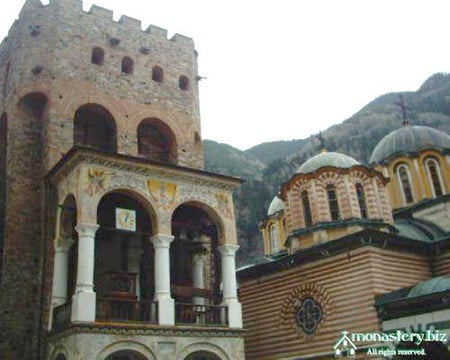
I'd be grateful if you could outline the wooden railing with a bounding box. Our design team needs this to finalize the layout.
[96,298,158,323]
[175,303,228,326]
[53,302,71,331]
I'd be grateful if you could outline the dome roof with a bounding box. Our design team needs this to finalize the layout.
[407,276,450,298]
[369,125,450,164]
[267,196,284,216]
[296,151,360,174]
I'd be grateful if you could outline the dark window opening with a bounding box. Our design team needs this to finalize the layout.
[355,183,368,219]
[74,104,117,153]
[137,118,177,164]
[398,165,414,204]
[426,159,443,197]
[152,66,164,83]
[301,190,313,227]
[121,57,134,74]
[105,350,147,360]
[194,132,201,144]
[179,75,190,90]
[91,47,105,66]
[326,185,340,221]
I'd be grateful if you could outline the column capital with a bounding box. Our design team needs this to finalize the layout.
[75,223,99,237]
[193,253,206,266]
[151,233,174,249]
[218,244,240,256]
[55,237,74,252]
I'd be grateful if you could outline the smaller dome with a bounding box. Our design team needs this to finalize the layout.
[267,196,284,216]
[407,276,450,298]
[296,151,360,174]
[369,125,450,164]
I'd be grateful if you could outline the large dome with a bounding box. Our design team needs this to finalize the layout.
[267,196,284,216]
[296,151,360,174]
[369,125,450,164]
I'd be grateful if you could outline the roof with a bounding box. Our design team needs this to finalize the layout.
[394,218,446,242]
[407,276,450,298]
[369,125,450,164]
[296,151,360,174]
[267,196,284,216]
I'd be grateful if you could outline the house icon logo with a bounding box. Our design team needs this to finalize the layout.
[333,331,357,357]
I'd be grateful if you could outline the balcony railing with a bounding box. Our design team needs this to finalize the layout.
[175,303,228,326]
[96,298,158,323]
[53,302,71,331]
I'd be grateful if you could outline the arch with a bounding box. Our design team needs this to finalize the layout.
[301,190,313,227]
[395,163,414,205]
[121,56,134,75]
[74,103,117,152]
[326,184,340,221]
[179,75,190,90]
[424,157,445,197]
[179,343,229,360]
[137,118,177,164]
[152,66,164,83]
[54,354,67,360]
[269,223,279,252]
[97,341,155,360]
[91,47,105,66]
[17,91,48,119]
[355,183,368,219]
[50,346,69,360]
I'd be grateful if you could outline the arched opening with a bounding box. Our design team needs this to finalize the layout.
[396,164,414,205]
[61,195,78,300]
[74,104,117,153]
[0,113,7,250]
[95,191,156,322]
[355,183,368,219]
[54,353,67,360]
[301,190,313,227]
[194,132,201,144]
[269,224,279,252]
[171,202,224,325]
[152,66,163,83]
[137,118,177,164]
[91,47,105,66]
[185,351,222,360]
[326,184,340,221]
[179,75,190,90]
[121,57,134,75]
[105,350,148,360]
[425,157,444,197]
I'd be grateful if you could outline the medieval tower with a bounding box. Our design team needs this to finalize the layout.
[0,0,245,359]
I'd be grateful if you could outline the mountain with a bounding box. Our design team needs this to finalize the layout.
[203,72,450,265]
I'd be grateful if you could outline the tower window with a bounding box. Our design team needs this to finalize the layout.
[355,183,368,219]
[91,47,104,66]
[301,190,313,227]
[121,57,134,74]
[269,224,279,252]
[397,164,414,204]
[179,75,190,90]
[425,158,444,197]
[326,185,340,221]
[152,66,164,83]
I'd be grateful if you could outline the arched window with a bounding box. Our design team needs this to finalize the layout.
[301,190,313,227]
[121,56,134,74]
[137,118,177,164]
[396,164,414,204]
[355,183,368,219]
[152,66,164,83]
[326,185,340,221]
[425,157,444,197]
[179,75,190,90]
[91,47,104,66]
[269,224,279,252]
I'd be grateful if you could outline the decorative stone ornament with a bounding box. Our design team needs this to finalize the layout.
[295,297,323,335]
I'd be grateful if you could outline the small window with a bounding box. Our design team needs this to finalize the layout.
[326,185,340,221]
[179,75,190,90]
[91,47,104,66]
[301,190,313,227]
[152,66,164,83]
[355,183,368,219]
[425,158,444,197]
[269,224,279,252]
[121,57,134,74]
[194,131,201,144]
[397,164,414,204]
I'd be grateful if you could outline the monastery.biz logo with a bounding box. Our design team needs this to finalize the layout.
[333,330,448,357]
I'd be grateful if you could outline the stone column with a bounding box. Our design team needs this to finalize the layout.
[218,244,242,328]
[71,223,99,322]
[192,253,206,306]
[151,233,175,325]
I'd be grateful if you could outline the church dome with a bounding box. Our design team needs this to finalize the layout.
[369,125,450,164]
[295,151,360,174]
[407,276,450,298]
[267,196,284,216]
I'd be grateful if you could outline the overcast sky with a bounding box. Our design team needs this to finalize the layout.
[1,0,450,150]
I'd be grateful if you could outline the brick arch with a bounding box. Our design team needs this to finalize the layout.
[178,342,229,360]
[96,341,156,360]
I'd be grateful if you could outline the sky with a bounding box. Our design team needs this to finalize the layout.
[1,0,450,150]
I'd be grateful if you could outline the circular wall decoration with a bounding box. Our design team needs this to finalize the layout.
[281,282,333,338]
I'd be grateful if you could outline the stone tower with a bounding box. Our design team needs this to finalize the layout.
[0,0,245,359]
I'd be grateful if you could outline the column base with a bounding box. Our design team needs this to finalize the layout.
[156,296,174,325]
[71,291,96,322]
[222,300,243,328]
